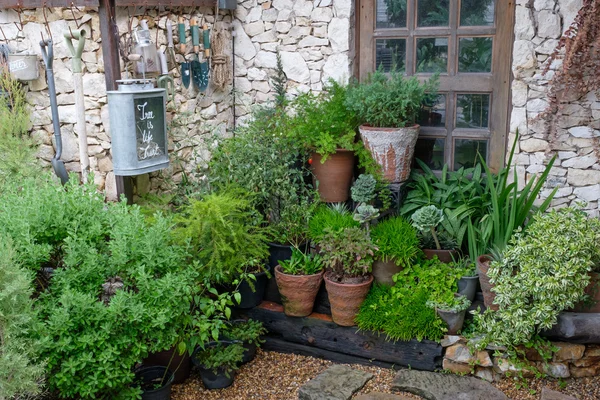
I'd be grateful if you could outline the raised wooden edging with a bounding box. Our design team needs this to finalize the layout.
[245,302,443,371]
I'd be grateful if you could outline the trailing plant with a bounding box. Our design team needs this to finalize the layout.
[474,208,600,350]
[345,69,439,128]
[278,248,324,275]
[223,319,267,347]
[427,294,471,313]
[308,204,359,242]
[370,217,420,267]
[411,205,444,250]
[318,227,377,280]
[193,342,245,376]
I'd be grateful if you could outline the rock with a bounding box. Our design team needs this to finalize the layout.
[527,98,549,113]
[200,104,218,118]
[512,80,528,107]
[562,155,598,169]
[541,362,570,378]
[540,387,577,400]
[568,126,596,138]
[552,342,586,362]
[252,30,277,43]
[299,35,329,47]
[441,335,463,348]
[244,21,265,36]
[273,0,293,10]
[280,51,310,83]
[534,0,555,10]
[263,8,278,21]
[233,20,257,60]
[391,369,508,400]
[252,80,271,93]
[513,40,536,73]
[245,6,263,22]
[443,359,472,375]
[322,53,349,84]
[573,185,600,202]
[569,365,599,378]
[355,393,413,400]
[567,169,600,186]
[82,73,107,97]
[537,11,561,38]
[559,0,584,31]
[293,0,314,17]
[247,67,268,80]
[275,21,292,32]
[254,51,278,68]
[97,155,113,173]
[311,7,333,22]
[333,0,352,18]
[515,6,535,40]
[298,365,373,400]
[105,171,118,201]
[520,138,549,152]
[328,18,349,53]
[474,367,495,383]
[445,344,476,364]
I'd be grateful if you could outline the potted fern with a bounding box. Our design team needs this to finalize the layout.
[346,70,439,183]
[191,341,244,389]
[318,227,377,326]
[275,248,325,317]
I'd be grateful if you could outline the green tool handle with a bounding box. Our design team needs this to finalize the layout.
[203,28,210,50]
[178,17,186,53]
[191,22,200,47]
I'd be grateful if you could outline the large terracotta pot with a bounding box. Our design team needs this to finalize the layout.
[423,249,458,264]
[573,272,600,313]
[275,266,324,317]
[324,273,374,326]
[310,149,355,203]
[372,258,403,286]
[477,255,499,311]
[359,124,420,183]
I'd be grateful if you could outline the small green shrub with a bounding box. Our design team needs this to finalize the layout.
[351,174,377,204]
[411,205,444,250]
[308,204,359,242]
[318,227,376,280]
[194,342,245,376]
[223,319,267,346]
[278,248,324,275]
[371,217,420,267]
[427,294,471,313]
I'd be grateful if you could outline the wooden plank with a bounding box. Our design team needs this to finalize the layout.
[1,0,98,7]
[114,0,215,6]
[263,337,402,370]
[247,302,443,371]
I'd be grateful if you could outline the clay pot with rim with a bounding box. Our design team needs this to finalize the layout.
[477,255,499,311]
[423,249,458,264]
[274,266,324,317]
[358,124,420,183]
[310,149,355,203]
[573,272,600,313]
[372,258,403,286]
[324,272,374,326]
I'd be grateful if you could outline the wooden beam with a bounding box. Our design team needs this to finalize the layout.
[114,0,215,5]
[0,0,98,7]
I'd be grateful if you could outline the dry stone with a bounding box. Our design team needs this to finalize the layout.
[298,365,373,400]
[442,359,472,375]
[280,51,310,83]
[540,387,577,400]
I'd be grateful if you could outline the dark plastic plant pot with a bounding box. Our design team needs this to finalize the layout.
[436,308,467,335]
[235,271,268,309]
[457,276,478,302]
[135,365,174,400]
[265,242,310,303]
[143,346,191,384]
[423,249,458,263]
[191,341,238,390]
[223,319,258,364]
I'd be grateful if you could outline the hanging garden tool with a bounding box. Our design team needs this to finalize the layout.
[211,22,232,91]
[198,23,210,92]
[157,51,175,103]
[178,16,191,89]
[64,28,90,183]
[165,20,177,71]
[190,17,203,90]
[40,39,69,185]
[132,19,160,77]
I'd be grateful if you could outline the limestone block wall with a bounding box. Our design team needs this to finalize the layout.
[0,0,353,199]
[510,0,600,216]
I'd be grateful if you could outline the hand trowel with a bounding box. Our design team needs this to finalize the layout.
[178,16,191,89]
[197,24,210,92]
[190,18,203,90]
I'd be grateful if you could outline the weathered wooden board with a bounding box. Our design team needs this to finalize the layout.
[247,302,443,371]
[1,0,99,7]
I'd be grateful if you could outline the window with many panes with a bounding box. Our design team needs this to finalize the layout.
[358,0,515,172]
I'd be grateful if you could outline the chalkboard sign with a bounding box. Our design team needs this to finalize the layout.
[134,97,166,162]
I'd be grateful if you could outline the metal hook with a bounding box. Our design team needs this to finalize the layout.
[70,2,82,30]
[14,7,24,33]
[42,3,53,41]
[0,26,7,43]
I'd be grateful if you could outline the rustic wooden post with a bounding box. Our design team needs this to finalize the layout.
[98,0,134,204]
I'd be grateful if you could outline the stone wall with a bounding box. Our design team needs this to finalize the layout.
[510,0,600,216]
[442,336,600,381]
[0,0,353,199]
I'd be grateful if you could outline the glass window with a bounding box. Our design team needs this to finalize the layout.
[377,0,407,28]
[454,139,488,169]
[417,94,446,127]
[460,0,495,26]
[414,138,445,170]
[458,37,493,73]
[417,0,450,27]
[456,94,490,128]
[376,39,406,72]
[416,38,448,73]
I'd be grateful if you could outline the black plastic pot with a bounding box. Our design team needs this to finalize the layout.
[458,276,479,302]
[223,320,258,364]
[236,271,268,309]
[191,341,238,390]
[265,242,309,303]
[135,365,174,400]
[143,346,191,384]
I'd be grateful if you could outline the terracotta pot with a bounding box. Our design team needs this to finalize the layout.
[265,242,310,303]
[143,346,191,384]
[324,273,374,326]
[573,272,600,313]
[359,124,420,183]
[372,258,403,286]
[477,255,499,311]
[310,149,355,203]
[275,266,324,317]
[423,249,458,264]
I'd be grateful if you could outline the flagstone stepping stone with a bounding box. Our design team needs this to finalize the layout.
[391,369,508,400]
[355,393,416,400]
[540,387,577,400]
[298,365,373,400]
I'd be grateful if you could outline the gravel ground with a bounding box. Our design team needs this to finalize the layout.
[172,349,600,399]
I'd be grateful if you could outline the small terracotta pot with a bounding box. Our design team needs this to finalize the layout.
[423,249,458,263]
[573,272,600,313]
[372,258,403,286]
[359,124,420,183]
[324,273,374,326]
[275,266,324,317]
[477,255,499,311]
[310,149,355,203]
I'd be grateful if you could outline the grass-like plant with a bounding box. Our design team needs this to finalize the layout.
[370,217,420,267]
[278,248,324,275]
[308,204,359,242]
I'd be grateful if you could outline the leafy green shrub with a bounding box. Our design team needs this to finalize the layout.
[278,248,324,275]
[308,204,359,242]
[193,342,245,376]
[370,217,420,267]
[346,70,439,128]
[351,174,377,204]
[411,205,445,250]
[474,208,600,349]
[318,227,376,280]
[223,319,267,346]
[0,237,44,399]
[427,294,471,313]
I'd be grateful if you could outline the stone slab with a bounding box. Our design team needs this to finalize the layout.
[298,365,373,400]
[355,393,415,400]
[391,370,508,400]
[541,387,577,400]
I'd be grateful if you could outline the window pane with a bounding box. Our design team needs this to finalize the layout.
[414,138,445,170]
[460,0,495,26]
[376,39,406,73]
[458,37,493,73]
[456,94,490,128]
[416,38,448,73]
[454,139,488,170]
[377,0,407,28]
[418,94,446,127]
[417,0,450,27]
